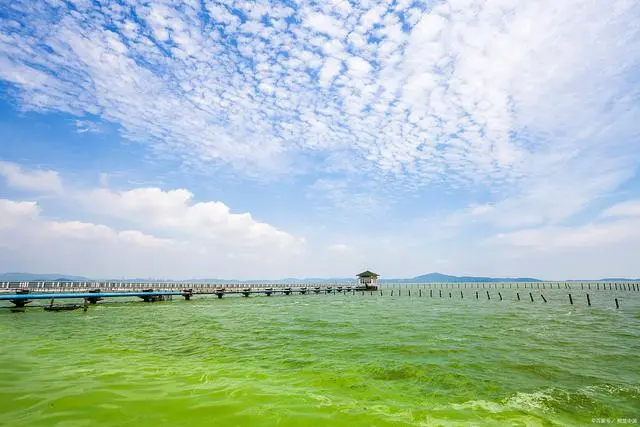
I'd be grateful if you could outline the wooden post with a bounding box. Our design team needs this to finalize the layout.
[449,292,451,298]
[615,298,619,309]
[541,294,547,303]
[476,291,478,299]
[460,291,463,299]
[439,290,442,298]
[430,289,433,297]
[529,292,534,302]
[569,294,573,304]
[517,292,520,301]
[498,292,502,301]
[587,294,591,306]
[486,291,490,300]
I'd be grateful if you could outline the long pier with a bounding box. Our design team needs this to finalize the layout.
[1,280,637,310]
[0,281,359,296]
[0,281,350,292]
[0,281,369,308]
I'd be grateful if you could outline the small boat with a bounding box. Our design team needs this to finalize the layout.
[44,304,82,312]
[43,297,88,312]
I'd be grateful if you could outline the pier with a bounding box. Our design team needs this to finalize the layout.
[0,281,367,308]
[1,280,638,311]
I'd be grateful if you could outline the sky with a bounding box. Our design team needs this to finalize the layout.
[0,0,639,280]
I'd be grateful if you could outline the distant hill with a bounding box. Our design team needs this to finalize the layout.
[0,272,93,282]
[383,272,544,283]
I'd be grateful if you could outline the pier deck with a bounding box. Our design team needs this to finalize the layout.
[0,291,185,300]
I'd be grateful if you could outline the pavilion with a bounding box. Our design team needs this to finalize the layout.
[356,271,379,290]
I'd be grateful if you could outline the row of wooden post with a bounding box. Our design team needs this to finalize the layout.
[383,282,639,291]
[336,289,624,309]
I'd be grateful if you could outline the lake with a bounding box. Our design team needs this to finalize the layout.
[1,285,639,426]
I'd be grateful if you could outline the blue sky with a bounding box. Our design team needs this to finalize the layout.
[0,0,639,280]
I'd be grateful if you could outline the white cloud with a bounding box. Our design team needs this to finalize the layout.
[444,149,636,230]
[0,197,172,247]
[305,12,348,39]
[0,194,309,279]
[81,187,304,251]
[0,161,64,194]
[319,57,343,87]
[74,119,102,134]
[346,56,372,78]
[0,199,40,229]
[486,217,640,250]
[469,204,493,216]
[46,220,171,247]
[601,200,640,218]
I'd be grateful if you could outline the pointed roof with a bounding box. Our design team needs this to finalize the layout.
[357,270,379,278]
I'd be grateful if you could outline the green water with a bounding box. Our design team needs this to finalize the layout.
[1,288,639,426]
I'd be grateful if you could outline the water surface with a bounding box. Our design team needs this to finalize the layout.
[1,287,639,426]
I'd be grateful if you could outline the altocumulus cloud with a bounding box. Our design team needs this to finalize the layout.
[1,0,637,195]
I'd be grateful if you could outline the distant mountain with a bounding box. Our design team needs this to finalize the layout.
[384,272,544,283]
[0,272,93,282]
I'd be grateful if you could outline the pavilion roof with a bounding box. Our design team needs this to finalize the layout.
[357,270,379,278]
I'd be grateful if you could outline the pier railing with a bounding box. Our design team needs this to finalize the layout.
[0,281,364,293]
